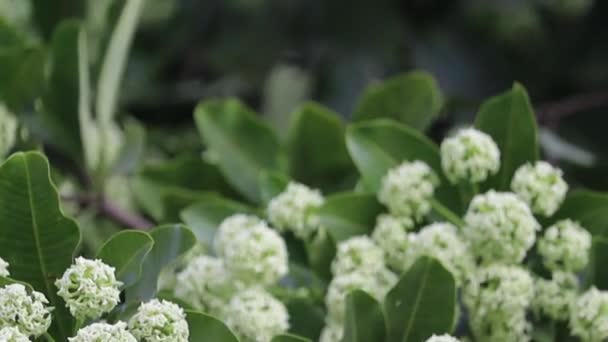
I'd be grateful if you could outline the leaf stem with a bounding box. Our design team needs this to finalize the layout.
[73,318,84,335]
[430,199,465,228]
[44,333,57,342]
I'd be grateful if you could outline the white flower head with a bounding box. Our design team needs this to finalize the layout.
[570,287,608,341]
[331,236,385,276]
[220,219,288,285]
[175,255,236,314]
[511,161,568,216]
[538,219,591,272]
[267,182,324,239]
[378,160,439,222]
[411,222,474,284]
[464,265,534,342]
[533,272,578,321]
[128,299,189,342]
[372,214,414,271]
[464,191,540,264]
[224,288,289,342]
[55,257,122,320]
[214,214,265,257]
[0,257,8,277]
[325,269,396,324]
[319,324,343,342]
[69,322,136,342]
[440,128,500,184]
[0,327,29,342]
[0,284,52,337]
[425,334,460,342]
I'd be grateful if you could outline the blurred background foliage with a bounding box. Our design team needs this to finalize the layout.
[2,0,608,251]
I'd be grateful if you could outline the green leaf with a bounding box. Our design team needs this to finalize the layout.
[273,334,312,342]
[0,152,80,341]
[259,171,289,204]
[186,310,239,342]
[315,192,383,242]
[127,224,196,302]
[552,190,608,237]
[346,119,462,213]
[96,0,145,124]
[342,290,386,342]
[0,46,45,111]
[31,0,84,39]
[384,257,456,342]
[287,102,355,192]
[195,98,285,203]
[588,237,608,290]
[180,197,256,247]
[285,299,326,341]
[305,229,336,281]
[112,119,146,174]
[96,230,154,288]
[475,83,539,190]
[353,71,444,131]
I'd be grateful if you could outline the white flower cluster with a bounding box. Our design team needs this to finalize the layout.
[464,191,539,263]
[55,257,123,320]
[267,182,324,239]
[410,222,474,284]
[440,128,500,184]
[464,264,534,341]
[0,257,8,277]
[570,287,608,341]
[69,322,136,342]
[0,284,52,337]
[425,334,460,342]
[128,299,189,342]
[224,288,289,342]
[537,219,592,272]
[532,272,578,321]
[331,236,385,276]
[214,214,288,285]
[511,161,568,216]
[319,324,343,342]
[0,327,29,342]
[371,214,414,271]
[175,255,235,315]
[378,160,439,222]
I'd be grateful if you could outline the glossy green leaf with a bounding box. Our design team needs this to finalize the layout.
[342,290,386,342]
[195,98,285,203]
[353,71,444,131]
[273,334,312,342]
[588,237,608,290]
[259,170,289,204]
[31,0,84,39]
[0,152,80,340]
[180,197,256,247]
[287,102,355,192]
[346,119,462,213]
[552,190,608,237]
[285,299,326,341]
[305,229,336,281]
[316,192,383,242]
[385,257,456,342]
[127,224,196,302]
[0,46,45,111]
[186,310,239,342]
[475,83,539,190]
[96,230,154,288]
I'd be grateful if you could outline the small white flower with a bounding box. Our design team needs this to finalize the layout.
[0,326,29,342]
[267,182,324,239]
[219,218,288,286]
[425,334,460,342]
[325,269,397,324]
[511,161,568,216]
[464,191,540,264]
[0,257,8,277]
[319,324,343,342]
[440,128,500,184]
[538,219,592,272]
[331,236,385,276]
[533,272,578,321]
[570,287,608,341]
[378,160,439,222]
[128,299,189,342]
[371,214,414,271]
[224,288,289,342]
[214,214,265,257]
[55,257,122,320]
[175,255,237,314]
[411,222,474,284]
[0,284,52,337]
[69,322,136,342]
[464,265,534,342]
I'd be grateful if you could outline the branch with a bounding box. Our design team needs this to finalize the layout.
[62,194,153,230]
[536,90,608,126]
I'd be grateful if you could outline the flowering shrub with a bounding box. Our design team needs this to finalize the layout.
[1,2,608,342]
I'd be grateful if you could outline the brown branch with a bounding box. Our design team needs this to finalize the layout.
[62,194,153,230]
[536,90,608,125]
